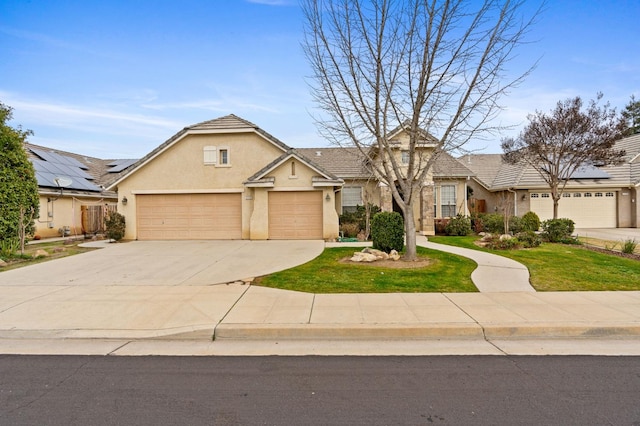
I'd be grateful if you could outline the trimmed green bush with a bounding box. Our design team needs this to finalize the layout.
[509,216,523,234]
[521,211,541,232]
[371,211,404,252]
[483,213,505,234]
[541,218,576,243]
[105,212,126,241]
[515,231,542,248]
[445,215,472,236]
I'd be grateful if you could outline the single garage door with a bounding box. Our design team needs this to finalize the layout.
[529,191,617,228]
[137,193,242,240]
[268,191,323,239]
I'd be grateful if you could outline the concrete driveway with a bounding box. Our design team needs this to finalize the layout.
[0,240,323,339]
[0,240,324,287]
[574,228,640,242]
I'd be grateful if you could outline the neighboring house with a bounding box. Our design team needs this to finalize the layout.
[107,115,344,241]
[299,144,475,236]
[462,133,640,228]
[25,143,135,238]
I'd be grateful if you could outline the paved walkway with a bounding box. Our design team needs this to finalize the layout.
[416,235,534,292]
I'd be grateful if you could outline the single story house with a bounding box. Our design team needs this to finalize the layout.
[25,142,134,239]
[462,133,640,228]
[107,114,476,240]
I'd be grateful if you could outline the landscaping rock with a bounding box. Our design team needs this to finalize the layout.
[499,234,512,241]
[481,233,493,242]
[53,247,66,253]
[0,259,7,267]
[34,249,49,257]
[350,252,377,262]
[363,248,389,260]
[389,249,401,261]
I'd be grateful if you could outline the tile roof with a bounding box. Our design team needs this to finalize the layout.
[297,147,370,178]
[245,148,343,183]
[298,147,474,179]
[108,114,292,190]
[462,133,640,190]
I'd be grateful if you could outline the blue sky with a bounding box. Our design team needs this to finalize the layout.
[1,0,639,159]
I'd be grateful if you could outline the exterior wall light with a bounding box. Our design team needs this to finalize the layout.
[122,196,128,205]
[325,194,331,202]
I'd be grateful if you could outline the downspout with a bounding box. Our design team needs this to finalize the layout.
[464,177,470,216]
[507,188,517,216]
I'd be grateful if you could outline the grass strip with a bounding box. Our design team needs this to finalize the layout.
[255,246,477,293]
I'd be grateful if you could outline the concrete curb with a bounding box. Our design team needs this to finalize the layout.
[213,323,640,341]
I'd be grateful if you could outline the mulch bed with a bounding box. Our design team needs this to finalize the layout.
[581,245,640,261]
[339,256,432,269]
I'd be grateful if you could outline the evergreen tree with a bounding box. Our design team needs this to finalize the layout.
[0,102,39,243]
[622,95,640,135]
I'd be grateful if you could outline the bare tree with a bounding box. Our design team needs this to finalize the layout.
[502,94,627,219]
[302,0,538,260]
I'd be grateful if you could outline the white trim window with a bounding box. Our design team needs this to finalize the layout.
[203,146,231,167]
[401,151,410,164]
[440,185,456,218]
[342,186,363,213]
[219,147,230,166]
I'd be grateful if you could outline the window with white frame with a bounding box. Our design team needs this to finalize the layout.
[203,146,230,166]
[219,148,229,165]
[342,187,363,213]
[401,151,410,164]
[440,185,456,217]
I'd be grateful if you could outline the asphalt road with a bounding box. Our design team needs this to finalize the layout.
[1,355,639,425]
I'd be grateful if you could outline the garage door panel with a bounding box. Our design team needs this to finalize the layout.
[137,193,242,240]
[530,191,616,228]
[269,191,323,240]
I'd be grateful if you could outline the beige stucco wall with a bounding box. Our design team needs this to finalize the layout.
[34,195,116,239]
[116,132,286,240]
[115,131,342,240]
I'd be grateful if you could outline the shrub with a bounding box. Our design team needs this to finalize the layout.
[622,239,638,254]
[541,218,576,243]
[340,222,360,238]
[470,214,484,233]
[515,231,542,248]
[509,216,523,234]
[339,204,381,238]
[445,215,472,236]
[0,237,19,259]
[483,213,505,234]
[521,211,541,232]
[105,212,126,241]
[434,219,449,235]
[371,211,404,252]
[484,234,520,250]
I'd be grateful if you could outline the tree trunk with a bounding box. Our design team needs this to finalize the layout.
[403,207,417,261]
[552,197,560,219]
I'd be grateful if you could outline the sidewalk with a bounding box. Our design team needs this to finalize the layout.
[1,238,640,356]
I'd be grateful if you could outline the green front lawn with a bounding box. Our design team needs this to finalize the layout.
[429,236,640,291]
[255,246,477,293]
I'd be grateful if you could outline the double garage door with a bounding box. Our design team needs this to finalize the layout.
[529,191,617,228]
[137,193,242,240]
[136,191,323,240]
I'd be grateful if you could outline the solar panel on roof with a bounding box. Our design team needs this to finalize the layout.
[29,148,102,192]
[107,159,137,173]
